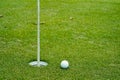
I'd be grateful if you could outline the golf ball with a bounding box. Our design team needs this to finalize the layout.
[60,60,69,69]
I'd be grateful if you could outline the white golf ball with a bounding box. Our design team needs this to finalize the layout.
[60,60,69,69]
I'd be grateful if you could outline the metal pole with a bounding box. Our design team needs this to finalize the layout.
[29,0,48,67]
[37,0,40,66]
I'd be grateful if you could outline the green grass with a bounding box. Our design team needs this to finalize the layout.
[0,0,120,80]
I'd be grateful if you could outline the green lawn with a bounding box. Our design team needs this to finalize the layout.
[0,0,120,80]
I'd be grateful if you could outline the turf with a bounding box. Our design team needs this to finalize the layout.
[0,0,120,80]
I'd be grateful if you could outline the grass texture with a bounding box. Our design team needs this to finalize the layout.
[0,0,120,80]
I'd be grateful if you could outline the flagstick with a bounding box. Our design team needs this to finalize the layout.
[37,0,40,66]
[29,0,48,67]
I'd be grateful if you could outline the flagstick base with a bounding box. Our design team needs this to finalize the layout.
[29,61,48,67]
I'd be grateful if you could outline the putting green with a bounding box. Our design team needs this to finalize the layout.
[0,0,120,79]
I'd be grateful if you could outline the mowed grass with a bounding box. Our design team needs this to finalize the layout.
[0,0,120,80]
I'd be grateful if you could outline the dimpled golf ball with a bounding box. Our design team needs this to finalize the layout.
[60,60,69,69]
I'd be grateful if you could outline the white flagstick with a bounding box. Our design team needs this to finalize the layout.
[37,0,40,66]
[29,0,48,67]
